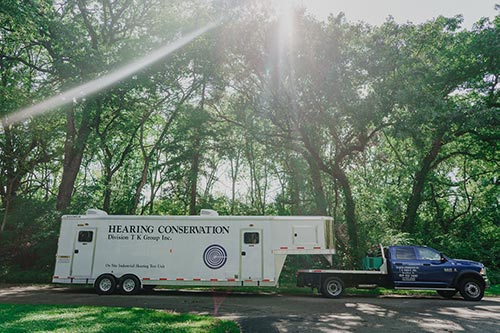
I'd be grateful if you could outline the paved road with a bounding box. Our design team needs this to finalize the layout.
[1,285,499,332]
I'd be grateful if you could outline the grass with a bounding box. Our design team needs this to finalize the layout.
[0,304,240,333]
[485,284,500,297]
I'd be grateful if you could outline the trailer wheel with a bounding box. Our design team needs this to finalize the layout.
[459,278,484,301]
[321,277,344,298]
[95,274,116,295]
[120,275,141,295]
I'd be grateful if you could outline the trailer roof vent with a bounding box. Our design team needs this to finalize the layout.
[200,209,219,216]
[86,209,108,216]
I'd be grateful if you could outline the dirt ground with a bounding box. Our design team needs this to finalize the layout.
[1,285,499,332]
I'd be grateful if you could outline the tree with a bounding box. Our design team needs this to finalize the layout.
[224,12,398,264]
[0,1,60,232]
[376,17,499,232]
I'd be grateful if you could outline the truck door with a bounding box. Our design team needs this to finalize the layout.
[240,230,263,281]
[71,228,96,277]
[390,246,422,287]
[414,247,454,287]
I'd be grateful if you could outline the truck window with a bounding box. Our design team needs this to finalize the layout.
[416,247,441,260]
[394,247,416,260]
[244,232,259,244]
[78,231,93,242]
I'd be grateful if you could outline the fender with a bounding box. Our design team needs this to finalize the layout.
[453,270,485,287]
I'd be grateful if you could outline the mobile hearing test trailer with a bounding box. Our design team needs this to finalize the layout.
[53,209,335,294]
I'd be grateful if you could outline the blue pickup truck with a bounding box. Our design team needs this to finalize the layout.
[297,245,489,301]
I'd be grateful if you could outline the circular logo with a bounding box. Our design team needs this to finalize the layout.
[203,244,227,269]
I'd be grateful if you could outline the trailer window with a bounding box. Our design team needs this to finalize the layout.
[78,231,93,243]
[244,232,259,244]
[395,247,416,260]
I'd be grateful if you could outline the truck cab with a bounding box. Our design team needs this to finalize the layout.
[387,245,489,301]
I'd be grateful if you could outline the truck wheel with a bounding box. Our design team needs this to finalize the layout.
[321,277,344,298]
[95,274,116,295]
[459,278,484,301]
[436,290,457,299]
[120,275,141,295]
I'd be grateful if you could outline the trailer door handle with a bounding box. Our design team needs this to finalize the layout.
[74,249,79,254]
[241,251,246,256]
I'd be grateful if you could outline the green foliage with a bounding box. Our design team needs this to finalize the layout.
[0,304,240,333]
[0,1,498,282]
[0,198,60,283]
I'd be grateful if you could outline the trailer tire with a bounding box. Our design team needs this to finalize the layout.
[95,274,116,295]
[436,290,457,299]
[120,275,141,295]
[321,277,344,298]
[459,278,484,301]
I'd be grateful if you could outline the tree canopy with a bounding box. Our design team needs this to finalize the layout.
[0,1,498,275]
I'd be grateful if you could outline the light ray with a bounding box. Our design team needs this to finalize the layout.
[2,21,220,126]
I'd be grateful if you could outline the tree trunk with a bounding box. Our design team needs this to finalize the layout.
[102,165,112,213]
[56,106,93,211]
[402,132,444,232]
[229,153,240,215]
[189,138,201,215]
[288,158,303,215]
[304,153,327,215]
[1,188,13,233]
[331,164,360,266]
[131,158,149,214]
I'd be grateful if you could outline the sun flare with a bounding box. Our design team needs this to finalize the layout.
[273,0,301,44]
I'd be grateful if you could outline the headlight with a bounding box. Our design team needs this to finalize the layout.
[480,267,487,275]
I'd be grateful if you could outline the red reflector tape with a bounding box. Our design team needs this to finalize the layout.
[159,278,167,281]
[262,279,271,282]
[176,278,184,281]
[227,278,236,282]
[53,276,59,279]
[193,278,201,281]
[280,246,288,249]
[313,246,321,249]
[244,279,253,282]
[313,270,322,273]
[210,278,218,282]
[296,246,305,249]
[143,278,151,281]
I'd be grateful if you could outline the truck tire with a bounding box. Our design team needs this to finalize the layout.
[436,290,457,299]
[120,275,141,295]
[95,274,116,295]
[459,278,484,301]
[321,277,344,298]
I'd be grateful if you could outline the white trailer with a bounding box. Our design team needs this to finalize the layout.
[53,209,335,294]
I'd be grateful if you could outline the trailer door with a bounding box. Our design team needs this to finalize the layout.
[240,230,262,280]
[71,228,96,277]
